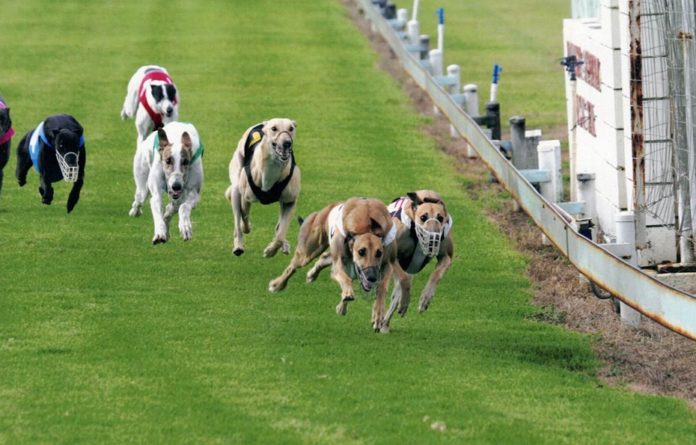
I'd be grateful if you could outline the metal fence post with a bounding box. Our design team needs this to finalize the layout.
[615,211,642,327]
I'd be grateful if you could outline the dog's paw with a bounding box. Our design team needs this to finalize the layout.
[17,178,26,187]
[152,233,168,245]
[379,324,390,334]
[336,302,348,316]
[120,109,128,120]
[418,290,434,313]
[263,241,283,258]
[268,278,286,293]
[179,221,192,241]
[398,304,409,317]
[281,240,290,255]
[129,207,142,217]
[242,221,251,234]
[306,269,318,283]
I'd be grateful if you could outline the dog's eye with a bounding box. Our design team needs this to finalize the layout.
[420,214,428,222]
[271,126,278,132]
[289,127,294,132]
[358,248,367,257]
[437,215,444,223]
[375,250,382,258]
[165,157,173,165]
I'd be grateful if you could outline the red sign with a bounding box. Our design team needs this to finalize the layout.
[576,94,596,136]
[566,42,601,91]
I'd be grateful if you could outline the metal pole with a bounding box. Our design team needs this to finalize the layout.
[615,212,642,327]
[681,0,696,263]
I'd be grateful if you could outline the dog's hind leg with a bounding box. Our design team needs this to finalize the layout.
[373,264,393,333]
[264,200,295,258]
[129,156,149,217]
[268,245,324,293]
[306,251,332,283]
[383,275,402,330]
[38,174,54,205]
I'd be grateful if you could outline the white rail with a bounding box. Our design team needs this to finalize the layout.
[357,0,696,340]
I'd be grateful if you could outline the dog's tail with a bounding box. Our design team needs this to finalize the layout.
[224,185,233,202]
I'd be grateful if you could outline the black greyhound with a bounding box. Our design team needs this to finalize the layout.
[0,96,15,197]
[16,114,86,213]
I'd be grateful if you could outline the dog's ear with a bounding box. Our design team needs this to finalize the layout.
[157,129,169,152]
[261,120,269,135]
[291,120,297,129]
[181,132,193,151]
[345,232,355,252]
[370,218,385,238]
[406,191,421,210]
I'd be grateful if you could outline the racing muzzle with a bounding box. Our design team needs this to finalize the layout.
[355,264,380,293]
[56,150,79,182]
[415,220,444,257]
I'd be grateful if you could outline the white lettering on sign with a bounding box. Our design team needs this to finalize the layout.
[566,42,601,91]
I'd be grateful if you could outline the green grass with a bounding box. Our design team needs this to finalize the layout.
[402,0,570,131]
[0,0,694,443]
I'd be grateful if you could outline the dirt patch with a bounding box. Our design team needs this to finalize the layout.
[344,0,696,405]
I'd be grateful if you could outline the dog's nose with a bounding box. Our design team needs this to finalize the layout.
[282,140,292,150]
[166,106,173,116]
[172,182,183,192]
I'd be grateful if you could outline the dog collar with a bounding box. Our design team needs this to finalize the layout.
[138,70,177,129]
[38,124,85,149]
[243,123,296,205]
[0,99,14,145]
[0,127,14,145]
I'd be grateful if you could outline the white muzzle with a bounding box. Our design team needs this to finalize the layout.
[56,150,79,182]
[415,220,443,257]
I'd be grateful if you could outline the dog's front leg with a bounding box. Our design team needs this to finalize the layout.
[373,263,392,332]
[264,200,295,258]
[331,255,355,316]
[306,251,332,283]
[230,187,246,256]
[39,174,53,205]
[177,190,200,241]
[66,152,86,213]
[419,254,453,313]
[149,189,168,244]
[392,261,412,317]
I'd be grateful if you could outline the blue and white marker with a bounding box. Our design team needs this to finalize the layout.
[437,7,445,53]
[490,64,502,103]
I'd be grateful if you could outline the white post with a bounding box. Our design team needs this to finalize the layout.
[429,49,443,76]
[396,8,408,31]
[448,64,461,138]
[537,140,563,203]
[411,0,419,21]
[490,64,502,103]
[463,84,479,158]
[437,8,445,53]
[407,20,420,45]
[577,172,597,221]
[615,211,642,327]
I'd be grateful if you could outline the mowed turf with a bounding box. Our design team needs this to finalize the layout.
[0,0,694,443]
[410,0,569,130]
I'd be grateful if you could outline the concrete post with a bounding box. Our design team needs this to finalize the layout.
[407,20,420,45]
[510,116,534,169]
[537,140,563,203]
[615,211,642,327]
[463,84,479,158]
[577,172,596,221]
[429,49,443,77]
[447,64,461,138]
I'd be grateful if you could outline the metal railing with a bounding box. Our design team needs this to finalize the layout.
[357,0,696,340]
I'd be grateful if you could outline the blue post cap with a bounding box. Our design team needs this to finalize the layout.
[437,7,444,25]
[492,64,502,84]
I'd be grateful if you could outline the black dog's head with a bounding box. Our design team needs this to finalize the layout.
[0,107,11,135]
[50,128,82,182]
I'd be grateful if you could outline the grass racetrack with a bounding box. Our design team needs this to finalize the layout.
[1,0,695,443]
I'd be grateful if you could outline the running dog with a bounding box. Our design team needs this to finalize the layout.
[129,122,204,244]
[268,197,410,332]
[15,114,86,213]
[120,65,179,141]
[382,190,454,330]
[225,118,299,257]
[0,96,15,197]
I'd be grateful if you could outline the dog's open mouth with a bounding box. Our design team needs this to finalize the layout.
[355,265,377,292]
[169,190,183,200]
